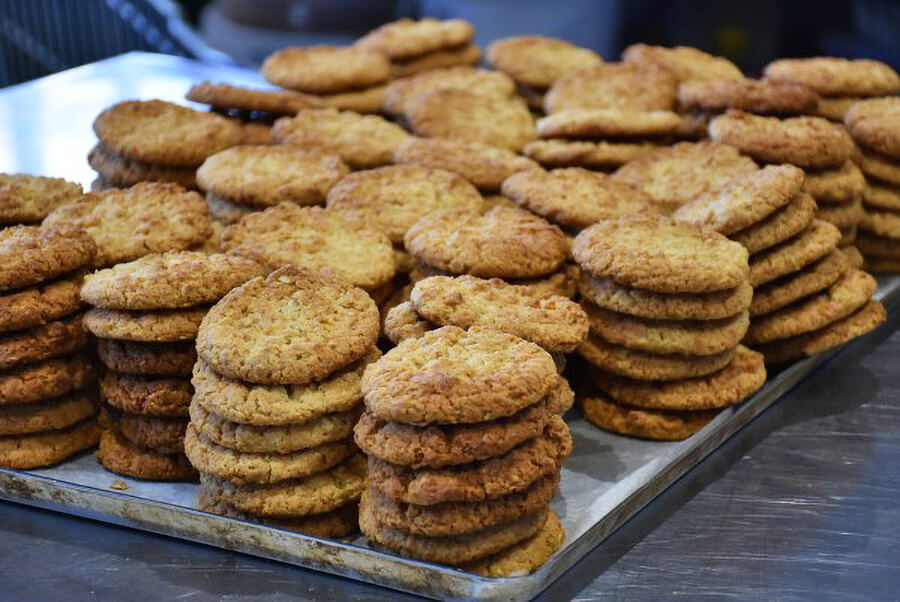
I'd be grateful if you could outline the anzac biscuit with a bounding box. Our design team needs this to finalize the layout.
[0,272,84,333]
[261,46,390,93]
[749,250,848,316]
[731,192,818,254]
[0,226,95,292]
[87,144,198,189]
[580,336,735,381]
[816,198,864,229]
[97,429,196,481]
[841,245,865,269]
[0,314,88,371]
[857,147,900,186]
[84,307,207,342]
[813,96,862,122]
[544,63,676,113]
[119,413,187,454]
[486,35,601,89]
[580,389,716,441]
[856,232,900,257]
[389,44,481,79]
[196,266,379,385]
[523,139,665,169]
[186,81,322,114]
[623,44,743,82]
[317,84,386,114]
[383,301,433,344]
[844,99,900,158]
[803,162,865,203]
[355,18,474,60]
[93,100,242,167]
[677,77,818,115]
[459,510,563,577]
[536,109,682,139]
[763,57,900,97]
[862,182,900,212]
[383,67,515,116]
[206,194,255,225]
[100,372,192,417]
[858,208,900,239]
[0,391,96,436]
[239,121,272,145]
[0,355,95,406]
[749,220,841,287]
[0,174,82,224]
[572,215,749,293]
[43,183,212,268]
[0,416,100,469]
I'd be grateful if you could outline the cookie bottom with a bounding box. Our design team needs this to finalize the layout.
[580,389,716,441]
[459,510,564,577]
[0,416,100,469]
[97,428,197,481]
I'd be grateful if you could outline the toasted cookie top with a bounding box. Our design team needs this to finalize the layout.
[196,266,379,385]
[361,325,558,425]
[261,45,390,93]
[383,67,515,116]
[622,44,743,82]
[844,97,900,159]
[221,203,395,290]
[272,108,410,169]
[572,215,750,293]
[326,165,483,243]
[672,164,804,234]
[544,63,677,113]
[404,206,568,279]
[764,57,900,97]
[502,167,661,230]
[677,77,819,115]
[389,44,481,79]
[186,81,323,114]
[196,145,349,207]
[0,174,83,224]
[0,225,95,292]
[394,137,539,191]
[80,251,267,310]
[749,219,842,287]
[93,100,242,167]
[354,18,475,60]
[536,109,682,139]
[486,35,602,89]
[405,88,534,151]
[44,182,212,268]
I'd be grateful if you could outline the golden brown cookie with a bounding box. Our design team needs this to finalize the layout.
[844,98,900,158]
[857,147,900,186]
[389,44,481,79]
[862,181,900,212]
[316,84,386,114]
[100,372,192,417]
[0,272,84,333]
[382,301,432,345]
[816,198,864,229]
[0,416,100,469]
[84,307,207,342]
[536,109,682,139]
[581,388,716,441]
[730,192,818,254]
[355,18,475,60]
[459,510,563,577]
[87,143,198,189]
[97,428,196,481]
[261,46,390,93]
[813,96,862,122]
[763,57,900,97]
[803,161,865,203]
[96,339,196,376]
[623,44,743,82]
[860,206,900,239]
[0,391,96,436]
[841,245,865,268]
[0,314,88,371]
[523,139,666,169]
[0,174,82,224]
[749,250,848,317]
[579,335,735,381]
[544,62,676,113]
[186,81,322,114]
[749,220,841,287]
[238,121,272,145]
[677,77,818,115]
[0,226,95,293]
[383,67,515,116]
[0,355,95,406]
[486,35,601,89]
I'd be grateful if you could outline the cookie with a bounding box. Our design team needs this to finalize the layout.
[97,428,197,481]
[813,96,862,122]
[0,391,96,436]
[544,63,676,113]
[856,232,900,257]
[389,44,481,79]
[612,141,758,207]
[261,46,390,93]
[623,44,743,82]
[593,345,766,410]
[459,510,563,577]
[382,301,432,345]
[43,182,212,268]
[579,335,735,381]
[862,182,900,212]
[362,326,558,426]
[501,167,660,230]
[536,109,682,139]
[354,18,474,60]
[841,245,865,269]
[802,161,865,203]
[0,355,95,406]
[749,250,848,317]
[353,400,549,468]
[206,194,255,225]
[816,198,864,229]
[0,314,88,371]
[84,307,207,342]
[93,100,242,167]
[81,251,266,310]
[0,226,95,292]
[0,272,84,333]
[580,389,716,441]
[763,57,900,97]
[486,35,601,89]
[119,413,187,454]
[0,416,100,469]
[239,121,272,145]
[272,109,409,169]
[523,139,665,169]
[87,143,198,189]
[383,67,515,116]
[709,110,855,168]
[730,192,818,254]
[858,207,900,239]
[857,147,900,186]
[749,220,841,287]
[677,77,818,115]
[100,372,192,417]
[0,174,82,224]
[405,207,567,279]
[186,81,322,114]
[325,165,483,244]
[97,340,193,377]
[572,215,750,293]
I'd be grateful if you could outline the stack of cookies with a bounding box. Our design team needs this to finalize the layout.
[187,266,378,537]
[82,251,266,481]
[0,225,101,469]
[572,216,765,441]
[0,174,83,226]
[356,326,571,575]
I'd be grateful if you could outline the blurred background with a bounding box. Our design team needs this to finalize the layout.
[1,0,899,88]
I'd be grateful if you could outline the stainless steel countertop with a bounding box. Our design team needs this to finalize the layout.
[1,53,899,601]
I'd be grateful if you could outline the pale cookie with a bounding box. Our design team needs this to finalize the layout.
[383,67,515,116]
[119,413,187,454]
[354,18,475,60]
[731,192,817,254]
[0,391,96,436]
[362,326,557,425]
[803,162,865,203]
[186,81,323,114]
[97,340,195,377]
[81,251,266,310]
[0,314,88,371]
[486,35,601,89]
[459,510,563,577]
[87,143,198,189]
[43,182,212,268]
[410,275,588,352]
[221,204,395,290]
[677,77,818,115]
[206,194,256,225]
[863,182,900,212]
[196,266,379,385]
[856,232,900,257]
[544,63,676,113]
[93,100,242,167]
[536,109,682,139]
[84,307,207,342]
[502,167,659,230]
[191,350,378,426]
[389,44,481,79]
[383,301,434,345]
[394,137,538,191]
[404,206,567,279]
[0,355,95,406]
[572,215,750,293]
[325,165,483,244]
[580,336,735,381]
[261,46,390,93]
[0,226,95,292]
[272,109,409,169]
[0,416,100,469]
[97,429,196,481]
[754,300,886,364]
[523,139,666,169]
[813,96,862,122]
[623,44,743,82]
[593,345,766,411]
[353,400,549,468]
[749,250,848,317]
[763,57,900,97]
[749,220,841,287]
[100,372,192,417]
[581,389,717,441]
[405,88,534,151]
[816,198,864,229]
[612,141,757,207]
[0,174,82,224]
[709,109,854,169]
[0,272,84,333]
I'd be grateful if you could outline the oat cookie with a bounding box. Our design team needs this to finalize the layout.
[677,77,818,115]
[383,301,434,344]
[0,272,84,333]
[0,314,88,371]
[317,84,386,114]
[863,182,900,212]
[389,44,481,79]
[0,417,100,469]
[0,174,82,224]
[261,46,390,93]
[97,429,196,481]
[841,245,865,269]
[859,206,900,238]
[858,148,900,188]
[96,340,194,377]
[763,57,900,97]
[326,165,483,244]
[749,220,841,287]
[623,44,742,82]
[0,355,95,406]
[459,510,563,577]
[239,121,272,145]
[749,250,848,316]
[355,18,474,60]
[581,389,716,441]
[119,413,187,454]
[383,67,515,116]
[523,139,665,169]
[731,192,817,254]
[84,307,207,342]
[545,63,676,113]
[186,81,322,114]
[816,198,864,229]
[486,36,601,89]
[536,109,682,139]
[100,372,192,417]
[813,96,862,122]
[844,97,900,158]
[0,226,95,292]
[580,336,735,381]
[94,100,242,166]
[0,391,96,436]
[87,144,198,189]
[803,162,865,203]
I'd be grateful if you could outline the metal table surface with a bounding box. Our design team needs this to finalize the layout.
[1,53,899,601]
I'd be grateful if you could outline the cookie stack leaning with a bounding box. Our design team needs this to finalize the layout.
[187,266,378,537]
[572,216,765,441]
[82,252,266,481]
[357,326,572,576]
[0,225,101,469]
